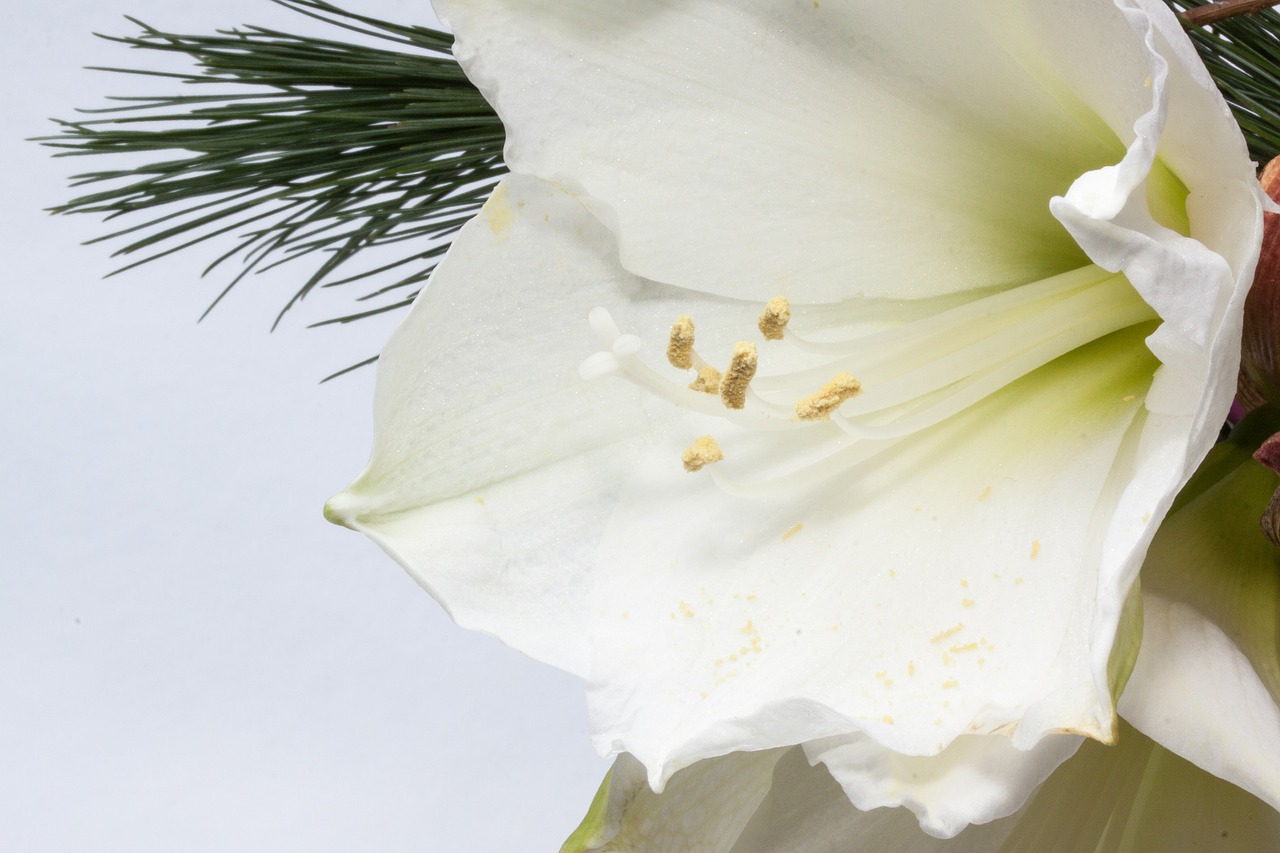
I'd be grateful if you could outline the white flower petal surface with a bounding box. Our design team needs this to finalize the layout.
[326,176,685,675]
[803,731,1081,839]
[586,317,1157,779]
[569,726,1280,852]
[1119,438,1280,813]
[563,749,783,853]
[437,0,1129,303]
[733,725,1280,852]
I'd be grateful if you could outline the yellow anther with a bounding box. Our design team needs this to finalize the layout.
[758,296,791,341]
[667,315,696,370]
[796,372,862,420]
[720,342,758,410]
[688,365,722,395]
[682,435,724,472]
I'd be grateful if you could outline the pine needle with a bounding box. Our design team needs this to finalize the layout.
[36,0,505,353]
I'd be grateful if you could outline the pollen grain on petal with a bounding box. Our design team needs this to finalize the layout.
[796,372,862,420]
[757,296,792,341]
[688,365,722,395]
[667,315,696,369]
[720,342,758,409]
[682,435,724,472]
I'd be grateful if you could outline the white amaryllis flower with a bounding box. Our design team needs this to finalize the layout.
[560,432,1280,850]
[326,0,1266,837]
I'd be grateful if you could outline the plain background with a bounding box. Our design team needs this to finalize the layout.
[3,1,609,850]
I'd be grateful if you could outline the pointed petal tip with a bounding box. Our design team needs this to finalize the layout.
[323,490,363,530]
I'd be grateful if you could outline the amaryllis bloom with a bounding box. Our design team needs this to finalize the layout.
[326,0,1266,837]
[561,425,1280,850]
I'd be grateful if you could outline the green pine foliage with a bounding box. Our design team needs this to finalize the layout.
[38,0,504,375]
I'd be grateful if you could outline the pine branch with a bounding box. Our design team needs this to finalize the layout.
[36,0,505,357]
[1180,0,1280,27]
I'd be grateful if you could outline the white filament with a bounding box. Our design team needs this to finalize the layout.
[578,266,1154,492]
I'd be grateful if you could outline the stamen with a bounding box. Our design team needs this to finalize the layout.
[758,296,792,341]
[689,365,722,395]
[683,435,724,472]
[720,342,758,410]
[667,316,696,369]
[796,372,862,421]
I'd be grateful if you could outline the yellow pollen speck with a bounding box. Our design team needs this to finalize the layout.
[474,496,485,505]
[678,601,694,618]
[882,715,894,724]
[741,620,755,635]
[682,435,724,472]
[930,623,965,644]
[950,642,979,654]
[943,679,960,689]
[1142,512,1152,523]
[483,182,514,238]
[934,718,942,726]
[729,653,739,662]
[1015,577,1025,585]
[688,365,722,394]
[796,372,862,420]
[960,578,969,588]
[622,611,629,619]
[1143,74,1153,88]
[747,594,758,601]
[961,598,975,608]
[667,316,696,369]
[720,342,758,409]
[908,661,916,676]
[978,657,986,665]
[875,670,887,679]
[758,296,792,340]
[782,523,804,541]
[883,680,893,688]
[978,485,991,501]
[1123,394,1136,402]
[1030,540,1041,559]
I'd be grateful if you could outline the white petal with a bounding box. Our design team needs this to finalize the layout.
[563,750,783,852]
[731,747,1015,853]
[582,725,1280,852]
[437,0,1134,303]
[986,724,1280,851]
[326,175,680,675]
[1120,438,1280,812]
[585,318,1158,786]
[803,732,1081,839]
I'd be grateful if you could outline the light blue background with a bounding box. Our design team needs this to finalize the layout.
[3,2,608,849]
